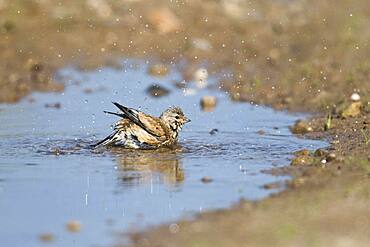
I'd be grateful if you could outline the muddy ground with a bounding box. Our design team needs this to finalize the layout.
[1,0,370,246]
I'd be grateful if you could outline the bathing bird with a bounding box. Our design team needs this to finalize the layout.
[94,102,190,149]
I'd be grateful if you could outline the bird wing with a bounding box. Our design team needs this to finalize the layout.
[112,102,165,138]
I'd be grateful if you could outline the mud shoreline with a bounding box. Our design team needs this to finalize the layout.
[1,0,369,246]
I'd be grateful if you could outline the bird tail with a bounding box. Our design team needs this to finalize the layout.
[92,131,121,147]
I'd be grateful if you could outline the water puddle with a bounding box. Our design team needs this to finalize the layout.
[0,60,326,247]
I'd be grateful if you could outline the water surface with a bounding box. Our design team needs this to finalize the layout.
[0,61,326,247]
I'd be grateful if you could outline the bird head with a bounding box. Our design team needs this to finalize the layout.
[160,107,190,131]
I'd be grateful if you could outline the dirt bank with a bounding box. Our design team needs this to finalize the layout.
[128,113,370,246]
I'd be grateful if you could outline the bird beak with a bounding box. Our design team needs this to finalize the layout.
[185,117,191,123]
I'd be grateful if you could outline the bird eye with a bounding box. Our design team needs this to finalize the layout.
[175,116,179,119]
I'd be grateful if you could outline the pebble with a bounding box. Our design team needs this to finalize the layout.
[326,153,337,162]
[341,102,362,118]
[350,92,361,102]
[45,102,61,109]
[39,233,54,242]
[200,96,217,111]
[209,128,218,135]
[50,148,64,156]
[201,176,213,183]
[290,156,314,166]
[293,149,311,156]
[257,130,265,135]
[314,148,328,157]
[66,220,81,233]
[290,120,313,134]
[146,84,170,98]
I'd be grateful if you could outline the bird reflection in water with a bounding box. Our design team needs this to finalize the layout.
[111,146,184,187]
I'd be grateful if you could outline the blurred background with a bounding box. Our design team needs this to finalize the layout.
[0,0,369,109]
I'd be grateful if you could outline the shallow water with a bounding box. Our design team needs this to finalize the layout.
[0,60,326,247]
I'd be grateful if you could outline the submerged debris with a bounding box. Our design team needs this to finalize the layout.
[146,84,170,98]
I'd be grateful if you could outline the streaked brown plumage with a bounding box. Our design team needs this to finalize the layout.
[94,102,190,149]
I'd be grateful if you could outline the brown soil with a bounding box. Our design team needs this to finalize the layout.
[127,114,370,247]
[1,0,370,246]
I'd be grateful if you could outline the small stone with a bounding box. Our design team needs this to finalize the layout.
[293,149,311,156]
[45,102,61,109]
[290,156,314,166]
[326,153,337,162]
[200,96,217,111]
[290,120,313,134]
[201,176,213,183]
[350,92,361,102]
[39,233,54,242]
[341,102,362,118]
[146,84,170,98]
[50,148,64,156]
[314,148,328,157]
[83,88,93,94]
[209,129,218,135]
[148,64,169,77]
[257,130,265,135]
[66,220,81,233]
